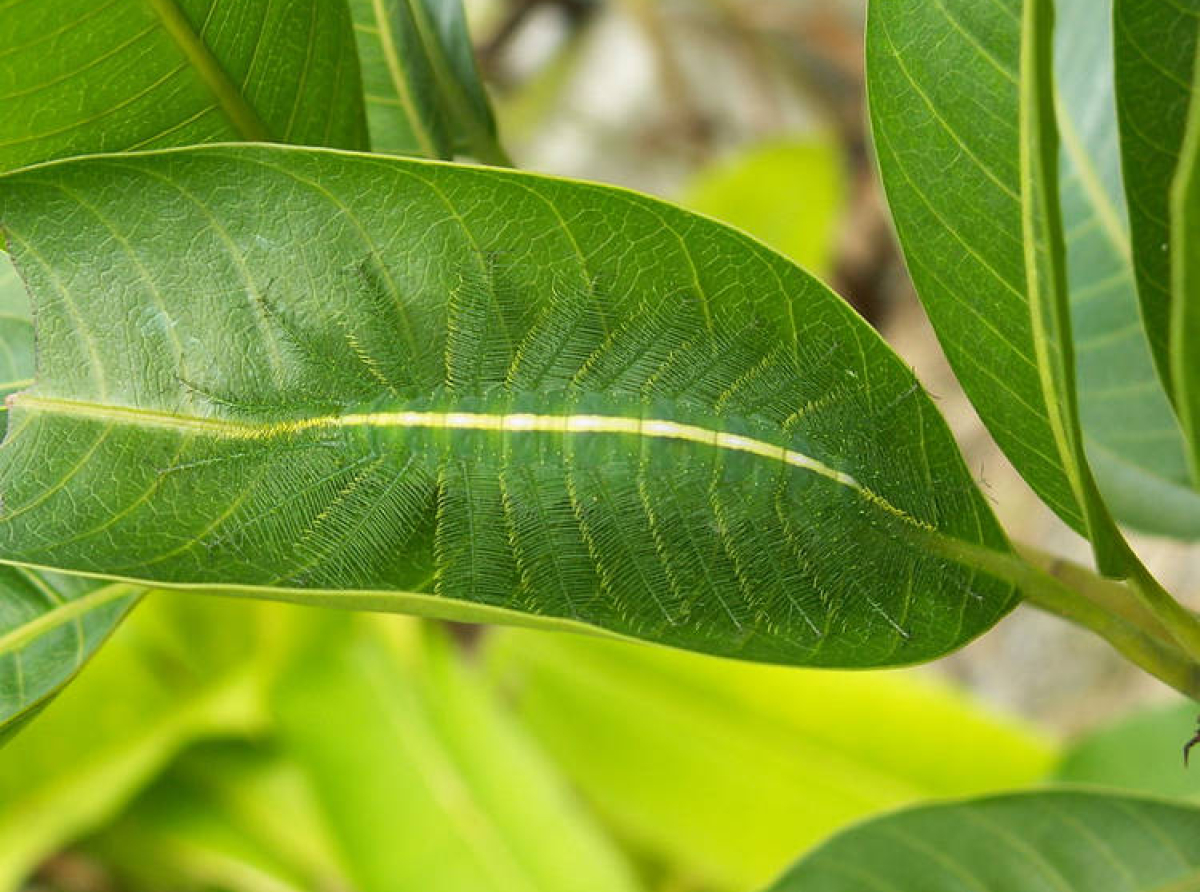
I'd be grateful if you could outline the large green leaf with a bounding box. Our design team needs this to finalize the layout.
[0,0,370,737]
[349,0,506,162]
[867,0,1125,565]
[764,790,1200,891]
[1114,0,1200,390]
[273,619,641,892]
[486,628,1055,891]
[0,0,367,174]
[1057,0,1200,536]
[0,144,1020,667]
[0,594,286,891]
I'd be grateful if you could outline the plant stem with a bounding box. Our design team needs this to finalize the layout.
[932,535,1200,700]
[1013,556,1200,700]
[1015,544,1176,643]
[1123,553,1200,659]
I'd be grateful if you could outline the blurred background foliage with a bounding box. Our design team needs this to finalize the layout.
[4,0,1198,889]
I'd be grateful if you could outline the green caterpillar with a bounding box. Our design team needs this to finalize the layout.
[0,150,1015,666]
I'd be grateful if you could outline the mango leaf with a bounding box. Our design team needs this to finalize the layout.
[0,0,370,737]
[0,0,368,174]
[486,628,1056,891]
[681,139,847,280]
[349,0,506,163]
[0,594,288,891]
[1054,699,1200,800]
[273,618,641,892]
[867,0,1126,566]
[1171,49,1200,483]
[0,144,1019,667]
[1114,0,1200,390]
[89,742,352,892]
[764,790,1200,892]
[1057,0,1200,537]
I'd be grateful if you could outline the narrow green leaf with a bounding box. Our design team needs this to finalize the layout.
[273,619,641,892]
[349,0,506,162]
[1114,0,1200,390]
[867,0,1126,569]
[0,0,370,737]
[0,144,1019,667]
[1171,44,1200,483]
[1056,0,1200,537]
[0,595,283,891]
[0,0,368,175]
[1054,699,1200,800]
[486,628,1055,891]
[764,790,1200,892]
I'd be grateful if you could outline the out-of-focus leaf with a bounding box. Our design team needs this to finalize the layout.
[1054,699,1200,800]
[0,0,369,738]
[764,790,1200,892]
[1057,0,1200,536]
[273,618,642,892]
[1114,0,1200,389]
[485,629,1055,891]
[0,144,1019,668]
[0,595,291,891]
[349,0,505,162]
[681,140,845,278]
[0,0,367,176]
[867,0,1127,567]
[90,742,350,892]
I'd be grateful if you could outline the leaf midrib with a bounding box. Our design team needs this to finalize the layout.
[0,580,134,657]
[9,392,870,494]
[144,0,272,142]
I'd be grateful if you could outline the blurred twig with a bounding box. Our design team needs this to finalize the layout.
[478,0,600,80]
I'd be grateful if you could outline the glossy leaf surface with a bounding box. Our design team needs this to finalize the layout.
[1057,0,1200,536]
[0,145,1017,667]
[1114,0,1200,388]
[765,790,1200,892]
[867,0,1124,559]
[486,628,1055,891]
[349,0,504,162]
[0,0,369,737]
